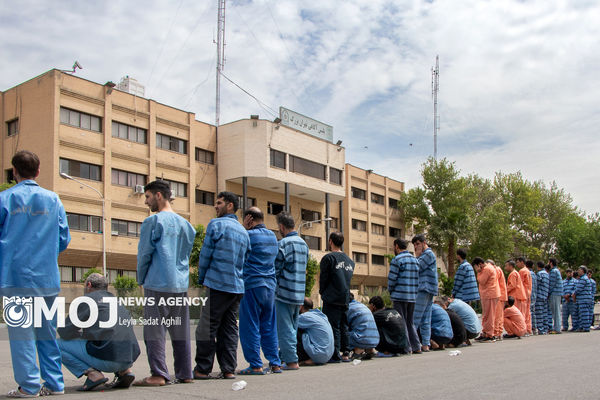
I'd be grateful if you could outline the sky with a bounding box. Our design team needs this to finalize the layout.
[1,0,599,214]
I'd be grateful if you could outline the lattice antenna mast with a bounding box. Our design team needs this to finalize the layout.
[432,55,440,159]
[215,0,226,126]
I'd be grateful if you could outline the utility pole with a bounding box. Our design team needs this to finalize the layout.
[432,55,440,159]
[215,0,226,127]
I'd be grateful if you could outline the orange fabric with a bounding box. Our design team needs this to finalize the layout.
[478,264,500,300]
[524,299,532,333]
[481,297,498,337]
[495,266,508,302]
[519,267,532,298]
[494,299,505,336]
[503,305,527,337]
[516,299,529,325]
[507,270,527,301]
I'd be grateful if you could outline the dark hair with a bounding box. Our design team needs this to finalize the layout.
[549,258,558,267]
[505,260,516,268]
[472,257,485,266]
[579,265,588,275]
[457,248,467,259]
[573,271,579,278]
[368,295,384,310]
[525,260,534,268]
[217,191,239,212]
[536,261,545,269]
[276,212,295,230]
[544,264,551,271]
[303,297,313,310]
[349,292,355,301]
[517,257,526,263]
[588,268,594,274]
[566,268,572,273]
[144,180,172,201]
[438,295,450,306]
[507,296,515,307]
[12,150,40,179]
[411,234,426,245]
[394,238,408,250]
[329,231,344,248]
[243,207,264,222]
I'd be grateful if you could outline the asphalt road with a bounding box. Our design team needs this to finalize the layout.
[0,325,598,400]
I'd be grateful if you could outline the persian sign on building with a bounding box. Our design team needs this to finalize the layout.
[279,107,333,143]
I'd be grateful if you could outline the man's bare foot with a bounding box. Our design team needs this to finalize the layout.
[299,359,316,366]
[86,369,106,382]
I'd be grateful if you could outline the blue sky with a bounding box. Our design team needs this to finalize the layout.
[1,0,599,214]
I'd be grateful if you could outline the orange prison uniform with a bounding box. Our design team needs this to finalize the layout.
[494,266,508,337]
[518,267,533,334]
[478,264,500,338]
[507,270,528,318]
[503,305,527,337]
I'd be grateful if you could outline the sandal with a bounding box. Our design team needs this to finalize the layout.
[77,377,109,391]
[7,388,39,398]
[238,367,266,375]
[107,372,135,389]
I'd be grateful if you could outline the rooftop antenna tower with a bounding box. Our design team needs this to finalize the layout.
[432,55,440,159]
[215,0,226,126]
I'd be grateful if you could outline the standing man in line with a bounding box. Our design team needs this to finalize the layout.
[274,212,309,370]
[452,249,480,305]
[492,260,508,341]
[572,266,592,332]
[195,192,250,379]
[505,261,527,319]
[319,231,354,363]
[411,234,438,352]
[388,238,421,354]
[535,261,550,335]
[547,258,563,334]
[562,269,576,331]
[586,270,596,329]
[517,257,533,335]
[527,260,538,334]
[474,258,500,341]
[136,180,196,386]
[0,150,70,397]
[238,207,281,375]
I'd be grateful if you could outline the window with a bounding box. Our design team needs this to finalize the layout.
[351,187,366,200]
[111,219,142,237]
[236,195,256,209]
[388,197,399,209]
[372,254,386,265]
[7,119,18,136]
[352,219,366,231]
[389,227,402,237]
[111,121,147,144]
[302,235,321,250]
[268,202,285,215]
[5,169,14,183]
[371,223,384,235]
[195,148,215,164]
[371,192,384,205]
[353,252,367,263]
[67,213,102,233]
[301,209,321,222]
[157,178,187,197]
[156,133,187,154]
[60,107,101,132]
[329,167,343,185]
[196,190,215,205]
[270,149,286,169]
[289,155,326,180]
[111,169,146,188]
[329,217,338,229]
[60,158,102,181]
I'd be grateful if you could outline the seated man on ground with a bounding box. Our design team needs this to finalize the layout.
[58,273,140,391]
[434,298,467,348]
[443,297,482,345]
[297,298,334,366]
[346,293,380,360]
[368,296,409,356]
[503,296,527,338]
[430,303,453,350]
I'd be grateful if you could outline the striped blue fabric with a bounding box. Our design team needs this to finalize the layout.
[388,251,419,302]
[548,267,563,295]
[452,261,480,302]
[563,277,576,296]
[590,278,596,302]
[346,300,380,348]
[274,232,309,305]
[244,224,278,291]
[197,213,251,294]
[536,270,549,301]
[530,269,538,302]
[573,275,592,303]
[417,248,438,295]
[573,276,592,330]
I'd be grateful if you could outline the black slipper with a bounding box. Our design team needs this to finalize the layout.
[77,377,109,391]
[107,373,135,389]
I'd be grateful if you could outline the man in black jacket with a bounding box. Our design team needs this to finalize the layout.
[58,273,140,391]
[319,232,355,362]
[368,296,409,356]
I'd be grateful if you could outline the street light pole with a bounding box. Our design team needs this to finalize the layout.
[298,218,333,236]
[59,172,106,277]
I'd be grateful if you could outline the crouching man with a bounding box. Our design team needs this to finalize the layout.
[297,298,334,366]
[58,274,140,391]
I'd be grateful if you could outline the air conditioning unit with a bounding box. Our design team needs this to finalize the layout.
[134,185,145,194]
[111,231,119,236]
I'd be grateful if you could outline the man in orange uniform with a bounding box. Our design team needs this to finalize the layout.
[516,257,533,335]
[505,261,527,320]
[491,260,508,340]
[474,258,500,341]
[503,296,527,338]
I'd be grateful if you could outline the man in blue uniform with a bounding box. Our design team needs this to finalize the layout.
[297,298,334,365]
[527,260,538,335]
[535,262,550,335]
[452,249,480,305]
[561,269,576,331]
[547,258,563,334]
[573,266,592,332]
[412,234,438,352]
[0,150,70,397]
[346,294,380,360]
[587,270,597,329]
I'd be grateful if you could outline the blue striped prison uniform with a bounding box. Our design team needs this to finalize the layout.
[274,232,309,305]
[452,261,480,302]
[535,270,549,334]
[417,248,439,295]
[589,278,596,327]
[573,276,592,331]
[197,213,251,294]
[243,224,278,291]
[388,251,419,302]
[562,277,576,330]
[346,300,380,349]
[530,269,538,330]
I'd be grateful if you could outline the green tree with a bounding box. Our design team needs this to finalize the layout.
[0,181,16,192]
[113,275,139,297]
[305,255,319,297]
[189,224,206,288]
[556,213,600,268]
